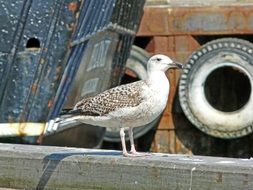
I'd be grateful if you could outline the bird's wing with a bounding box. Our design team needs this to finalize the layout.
[70,81,146,116]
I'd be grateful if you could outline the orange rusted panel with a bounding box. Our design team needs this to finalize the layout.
[136,4,253,156]
[145,35,200,59]
[151,129,192,154]
[158,115,173,130]
[151,130,170,153]
[138,5,253,36]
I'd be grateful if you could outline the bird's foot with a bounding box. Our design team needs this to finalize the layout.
[122,151,152,157]
[130,150,152,156]
[123,152,141,157]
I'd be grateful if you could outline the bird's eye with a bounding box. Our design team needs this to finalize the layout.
[156,58,161,61]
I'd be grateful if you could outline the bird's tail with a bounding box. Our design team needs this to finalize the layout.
[44,113,82,136]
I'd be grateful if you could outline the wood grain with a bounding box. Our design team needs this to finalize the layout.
[0,143,253,189]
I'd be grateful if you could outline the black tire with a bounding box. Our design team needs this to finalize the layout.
[103,45,161,142]
[179,38,253,139]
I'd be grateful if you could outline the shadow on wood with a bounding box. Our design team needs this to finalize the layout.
[36,150,121,190]
[0,143,253,190]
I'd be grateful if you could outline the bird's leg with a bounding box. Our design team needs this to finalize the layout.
[120,127,151,157]
[129,127,152,156]
[120,127,140,157]
[128,127,137,154]
[120,128,129,157]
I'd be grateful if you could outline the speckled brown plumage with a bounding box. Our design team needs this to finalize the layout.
[70,81,146,116]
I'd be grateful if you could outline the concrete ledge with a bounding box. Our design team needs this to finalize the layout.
[0,143,253,190]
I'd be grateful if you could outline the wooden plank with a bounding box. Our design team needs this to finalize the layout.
[0,143,253,190]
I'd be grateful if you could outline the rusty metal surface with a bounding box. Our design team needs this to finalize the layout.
[0,0,145,141]
[138,5,253,36]
[0,0,80,124]
[148,36,253,156]
[136,4,253,157]
[146,0,253,6]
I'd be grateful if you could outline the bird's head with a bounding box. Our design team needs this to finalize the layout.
[147,54,183,72]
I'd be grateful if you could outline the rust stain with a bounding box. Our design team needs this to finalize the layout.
[68,2,78,12]
[56,66,62,74]
[31,84,38,93]
[37,123,48,145]
[47,99,54,108]
[54,66,62,81]
[18,123,26,136]
[216,172,223,183]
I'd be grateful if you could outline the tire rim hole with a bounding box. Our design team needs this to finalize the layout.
[204,66,251,112]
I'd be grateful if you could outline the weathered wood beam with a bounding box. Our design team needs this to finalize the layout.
[0,143,252,190]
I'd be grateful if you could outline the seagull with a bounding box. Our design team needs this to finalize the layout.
[46,54,183,157]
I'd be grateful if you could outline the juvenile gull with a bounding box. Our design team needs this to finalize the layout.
[47,54,183,157]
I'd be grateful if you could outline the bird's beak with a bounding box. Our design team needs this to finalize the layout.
[171,61,184,69]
